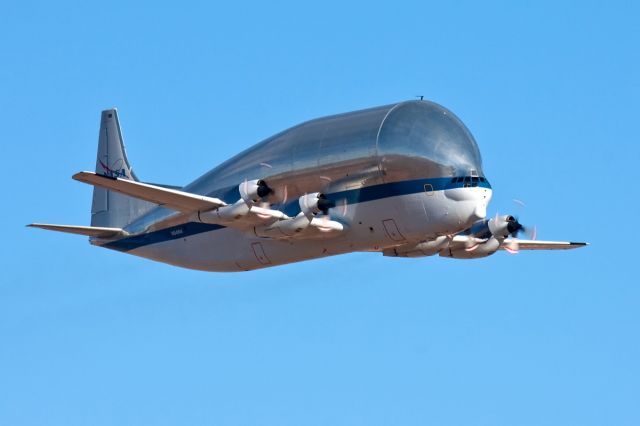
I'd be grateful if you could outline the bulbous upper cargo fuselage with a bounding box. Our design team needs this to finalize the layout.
[190,100,484,197]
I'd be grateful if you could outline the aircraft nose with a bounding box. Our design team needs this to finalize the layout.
[450,187,492,227]
[473,203,487,220]
[437,181,492,231]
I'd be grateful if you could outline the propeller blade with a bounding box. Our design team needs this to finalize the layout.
[254,201,275,219]
[340,198,348,216]
[318,215,330,232]
[504,239,519,254]
[464,243,479,252]
[506,216,525,237]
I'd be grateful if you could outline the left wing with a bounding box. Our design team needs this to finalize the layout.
[73,171,227,213]
[73,172,344,239]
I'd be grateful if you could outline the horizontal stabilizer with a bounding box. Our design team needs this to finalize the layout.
[27,223,127,238]
[73,171,226,213]
[501,239,588,250]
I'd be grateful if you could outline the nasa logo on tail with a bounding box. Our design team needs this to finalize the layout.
[99,159,128,179]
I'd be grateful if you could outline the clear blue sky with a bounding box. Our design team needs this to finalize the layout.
[1,1,638,425]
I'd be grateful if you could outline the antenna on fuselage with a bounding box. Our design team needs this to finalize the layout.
[415,95,424,101]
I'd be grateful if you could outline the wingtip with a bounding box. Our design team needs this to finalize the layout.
[570,242,589,246]
[27,223,48,230]
[72,171,91,180]
[73,171,118,182]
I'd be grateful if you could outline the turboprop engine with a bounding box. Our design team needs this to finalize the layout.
[383,236,450,257]
[255,192,343,238]
[488,215,523,239]
[440,236,502,259]
[197,179,287,222]
[386,215,527,259]
[441,214,526,259]
[195,180,345,238]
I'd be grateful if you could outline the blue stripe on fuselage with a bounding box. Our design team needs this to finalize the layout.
[326,177,490,205]
[102,222,225,252]
[102,177,491,252]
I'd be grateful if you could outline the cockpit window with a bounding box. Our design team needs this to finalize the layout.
[450,175,489,187]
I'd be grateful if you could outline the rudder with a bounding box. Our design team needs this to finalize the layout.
[91,109,154,228]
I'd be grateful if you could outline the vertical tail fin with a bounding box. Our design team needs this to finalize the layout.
[91,109,154,228]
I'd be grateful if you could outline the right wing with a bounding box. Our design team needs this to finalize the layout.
[72,171,342,238]
[501,239,588,250]
[453,236,588,250]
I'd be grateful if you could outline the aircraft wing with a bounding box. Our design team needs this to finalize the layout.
[450,235,588,251]
[27,223,127,238]
[73,171,226,212]
[72,171,338,238]
[501,239,588,250]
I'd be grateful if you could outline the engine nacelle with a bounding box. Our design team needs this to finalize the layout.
[196,179,273,223]
[255,213,311,237]
[299,192,334,217]
[255,193,343,238]
[199,199,250,222]
[254,212,344,238]
[488,215,520,239]
[384,236,449,257]
[239,179,272,206]
[440,237,501,259]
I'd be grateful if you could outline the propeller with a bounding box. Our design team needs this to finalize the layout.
[506,216,525,238]
[509,198,537,239]
[256,180,272,198]
[316,194,336,215]
[504,214,537,254]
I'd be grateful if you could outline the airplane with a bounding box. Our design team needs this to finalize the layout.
[29,100,587,271]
